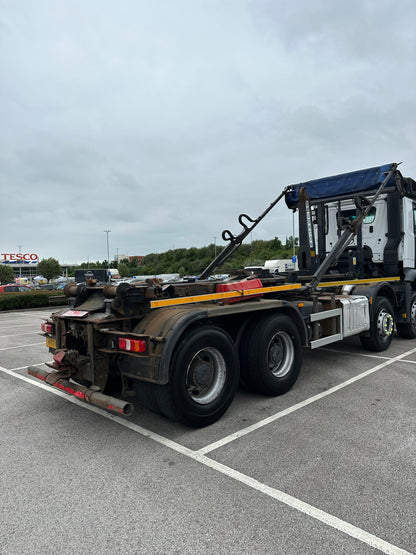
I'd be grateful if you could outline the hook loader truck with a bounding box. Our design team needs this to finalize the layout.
[29,162,416,426]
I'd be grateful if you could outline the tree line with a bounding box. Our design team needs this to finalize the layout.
[111,236,298,278]
[0,237,298,283]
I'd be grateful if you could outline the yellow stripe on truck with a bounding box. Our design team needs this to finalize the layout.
[150,276,400,309]
[317,276,400,288]
[150,284,303,309]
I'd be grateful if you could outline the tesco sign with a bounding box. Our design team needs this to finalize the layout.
[1,253,39,261]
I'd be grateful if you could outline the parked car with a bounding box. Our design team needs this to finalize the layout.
[0,284,32,293]
[35,284,57,290]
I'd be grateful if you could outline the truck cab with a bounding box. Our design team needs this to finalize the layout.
[288,163,416,279]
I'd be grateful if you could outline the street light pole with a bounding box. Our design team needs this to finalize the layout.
[18,245,22,279]
[104,230,111,282]
[213,236,217,258]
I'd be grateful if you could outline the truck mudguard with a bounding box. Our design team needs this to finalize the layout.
[118,299,307,385]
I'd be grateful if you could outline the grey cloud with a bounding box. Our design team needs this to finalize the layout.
[1,0,415,263]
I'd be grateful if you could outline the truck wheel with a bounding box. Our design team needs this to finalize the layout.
[360,296,394,352]
[396,293,416,339]
[239,313,302,395]
[156,326,239,427]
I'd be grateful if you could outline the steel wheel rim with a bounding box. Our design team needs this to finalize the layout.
[410,299,416,330]
[267,331,294,378]
[377,308,394,339]
[185,347,227,405]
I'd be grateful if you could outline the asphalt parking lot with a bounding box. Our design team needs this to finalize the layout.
[0,307,415,554]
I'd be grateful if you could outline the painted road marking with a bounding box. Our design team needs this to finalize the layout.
[198,346,416,455]
[0,323,42,330]
[0,332,43,338]
[320,347,392,361]
[0,342,45,351]
[321,347,416,365]
[0,362,412,555]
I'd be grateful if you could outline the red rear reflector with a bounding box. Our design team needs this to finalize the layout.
[118,338,146,353]
[41,323,53,334]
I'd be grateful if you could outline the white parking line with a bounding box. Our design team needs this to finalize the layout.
[323,348,416,366]
[0,342,45,351]
[0,323,41,330]
[400,359,416,365]
[0,313,44,319]
[320,347,392,361]
[9,362,52,371]
[0,332,42,338]
[0,363,412,555]
[197,346,416,455]
[0,312,50,320]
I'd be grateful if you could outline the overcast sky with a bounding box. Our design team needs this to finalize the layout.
[1,0,415,264]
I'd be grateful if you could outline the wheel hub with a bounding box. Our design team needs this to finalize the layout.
[267,331,294,378]
[377,309,394,338]
[269,342,283,366]
[186,347,227,405]
[192,361,212,388]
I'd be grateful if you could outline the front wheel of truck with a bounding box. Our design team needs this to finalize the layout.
[360,296,395,352]
[156,326,239,427]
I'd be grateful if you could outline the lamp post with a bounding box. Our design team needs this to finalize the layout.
[213,236,217,258]
[18,245,22,279]
[104,230,111,282]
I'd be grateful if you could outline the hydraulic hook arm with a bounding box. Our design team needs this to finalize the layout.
[199,186,290,280]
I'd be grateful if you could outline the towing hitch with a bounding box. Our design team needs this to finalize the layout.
[27,366,133,416]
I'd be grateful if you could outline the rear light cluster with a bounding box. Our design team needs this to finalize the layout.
[41,322,54,334]
[118,337,146,353]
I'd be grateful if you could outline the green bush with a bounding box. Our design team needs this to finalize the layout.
[0,265,15,284]
[0,291,67,311]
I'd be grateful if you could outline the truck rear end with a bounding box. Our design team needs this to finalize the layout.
[30,281,157,415]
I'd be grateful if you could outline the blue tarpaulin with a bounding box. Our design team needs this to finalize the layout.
[285,163,396,209]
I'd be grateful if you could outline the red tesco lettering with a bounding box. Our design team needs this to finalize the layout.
[0,253,39,262]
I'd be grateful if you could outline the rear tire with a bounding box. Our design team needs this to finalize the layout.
[396,293,416,339]
[239,313,302,395]
[156,326,239,427]
[360,296,394,352]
